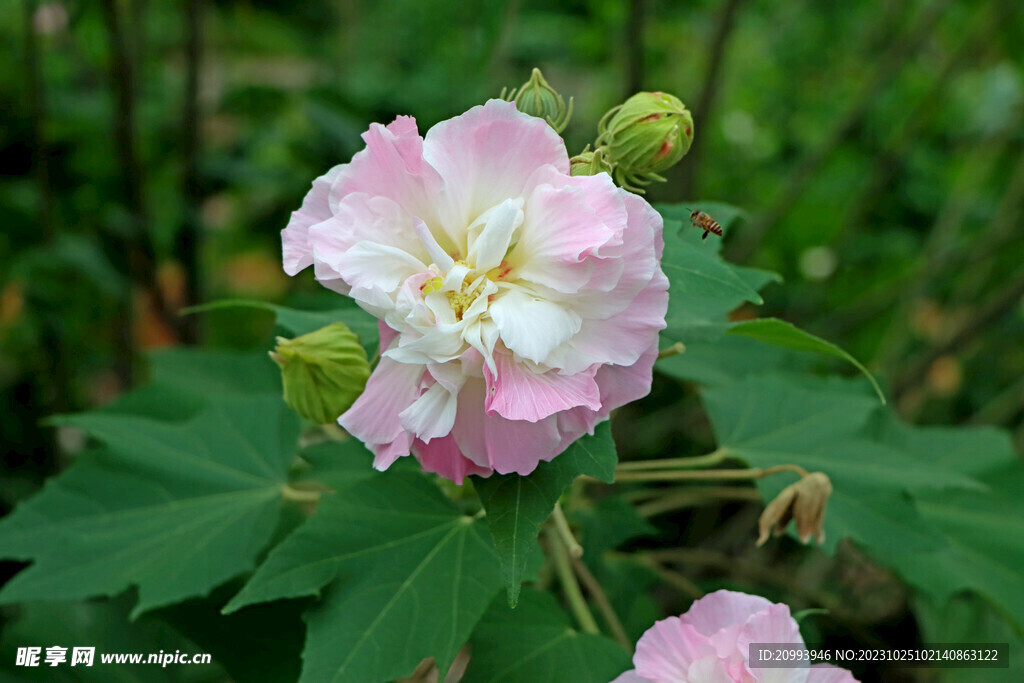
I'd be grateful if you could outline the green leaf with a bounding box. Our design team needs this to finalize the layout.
[463,588,631,683]
[892,489,1024,635]
[99,348,281,421]
[223,473,502,682]
[872,414,1019,480]
[573,496,657,562]
[869,415,1024,632]
[0,597,222,683]
[472,423,618,606]
[292,439,384,491]
[914,594,1024,682]
[701,375,973,552]
[155,582,309,683]
[656,334,813,387]
[661,223,765,342]
[0,395,299,617]
[727,317,885,403]
[183,299,380,355]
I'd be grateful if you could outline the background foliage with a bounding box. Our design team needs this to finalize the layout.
[2,0,1023,681]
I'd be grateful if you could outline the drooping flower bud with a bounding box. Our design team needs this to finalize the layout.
[569,146,614,177]
[270,322,371,425]
[501,68,573,133]
[595,91,694,193]
[757,472,833,545]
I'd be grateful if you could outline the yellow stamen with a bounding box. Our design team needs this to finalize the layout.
[421,276,444,294]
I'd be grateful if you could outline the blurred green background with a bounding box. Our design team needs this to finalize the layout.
[1,0,1023,678]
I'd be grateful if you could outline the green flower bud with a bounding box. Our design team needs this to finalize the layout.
[270,322,370,425]
[502,68,574,133]
[569,146,614,177]
[595,91,694,193]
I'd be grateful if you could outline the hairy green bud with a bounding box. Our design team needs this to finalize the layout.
[595,91,694,193]
[271,322,370,425]
[569,146,614,177]
[502,68,574,133]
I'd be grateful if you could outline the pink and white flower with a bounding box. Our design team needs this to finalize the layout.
[282,99,668,482]
[613,590,859,683]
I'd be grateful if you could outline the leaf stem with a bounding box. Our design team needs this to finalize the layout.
[551,503,582,558]
[616,448,729,471]
[569,554,633,653]
[614,463,807,483]
[633,554,704,599]
[656,341,686,359]
[636,486,761,517]
[545,526,599,635]
[281,485,323,504]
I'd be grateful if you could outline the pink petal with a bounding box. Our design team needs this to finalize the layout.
[553,269,669,374]
[554,341,659,451]
[610,671,652,683]
[422,100,570,236]
[806,665,860,683]
[735,604,807,683]
[411,434,492,485]
[282,164,344,276]
[634,617,717,683]
[308,194,429,294]
[328,116,444,232]
[451,379,561,475]
[379,320,399,352]
[369,433,412,471]
[687,655,741,683]
[338,358,424,446]
[510,179,623,293]
[570,191,663,320]
[680,590,777,639]
[483,351,600,422]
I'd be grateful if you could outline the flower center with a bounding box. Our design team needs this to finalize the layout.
[437,259,512,321]
[446,290,476,320]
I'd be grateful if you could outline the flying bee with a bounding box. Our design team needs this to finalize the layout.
[688,208,723,241]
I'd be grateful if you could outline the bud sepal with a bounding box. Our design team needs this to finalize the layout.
[502,68,574,133]
[271,322,371,425]
[595,91,694,193]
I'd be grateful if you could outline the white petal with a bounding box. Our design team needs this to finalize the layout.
[399,382,459,442]
[441,264,473,292]
[467,198,524,272]
[414,219,455,271]
[336,241,428,293]
[463,319,500,375]
[489,289,581,365]
[384,324,465,365]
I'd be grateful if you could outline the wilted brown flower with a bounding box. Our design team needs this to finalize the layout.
[757,472,833,546]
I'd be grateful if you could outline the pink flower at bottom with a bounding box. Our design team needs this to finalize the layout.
[613,590,859,683]
[282,99,668,482]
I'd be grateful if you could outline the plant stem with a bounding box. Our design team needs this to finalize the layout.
[637,557,703,599]
[616,448,729,471]
[656,342,686,359]
[675,0,746,200]
[636,486,761,517]
[570,555,632,653]
[281,485,323,504]
[892,263,1024,402]
[729,0,953,263]
[551,503,582,558]
[177,0,203,344]
[545,526,599,635]
[615,464,807,483]
[624,0,646,97]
